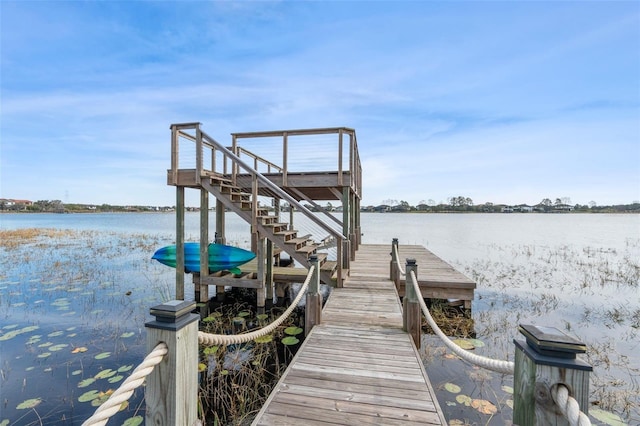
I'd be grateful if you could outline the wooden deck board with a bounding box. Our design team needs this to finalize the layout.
[251,244,449,425]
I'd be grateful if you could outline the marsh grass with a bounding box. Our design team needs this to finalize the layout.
[197,298,303,425]
[439,240,640,423]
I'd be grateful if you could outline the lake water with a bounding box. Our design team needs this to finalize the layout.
[1,212,638,425]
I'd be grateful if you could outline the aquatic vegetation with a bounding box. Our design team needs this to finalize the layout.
[0,228,172,424]
[424,240,640,424]
[197,300,305,425]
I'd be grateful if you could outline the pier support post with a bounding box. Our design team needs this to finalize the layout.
[513,324,592,426]
[390,238,399,285]
[305,255,322,336]
[145,300,199,425]
[403,258,421,349]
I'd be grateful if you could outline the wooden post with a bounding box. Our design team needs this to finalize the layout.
[305,255,322,336]
[256,237,266,313]
[198,189,209,308]
[145,300,199,425]
[513,324,592,426]
[403,258,421,349]
[390,238,399,284]
[215,199,225,302]
[175,186,185,300]
[265,239,274,309]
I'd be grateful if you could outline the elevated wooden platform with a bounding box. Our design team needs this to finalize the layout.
[252,244,451,425]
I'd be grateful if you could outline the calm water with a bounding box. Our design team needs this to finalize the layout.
[1,212,638,424]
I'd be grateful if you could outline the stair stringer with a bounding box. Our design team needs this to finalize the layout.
[201,179,336,285]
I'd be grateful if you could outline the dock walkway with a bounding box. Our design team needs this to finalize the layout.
[252,244,459,425]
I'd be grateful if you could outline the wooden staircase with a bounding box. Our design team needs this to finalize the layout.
[201,176,337,285]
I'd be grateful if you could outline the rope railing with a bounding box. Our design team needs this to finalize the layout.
[392,243,406,276]
[83,265,315,425]
[82,342,168,426]
[403,256,591,424]
[553,384,592,426]
[198,265,314,346]
[408,269,514,374]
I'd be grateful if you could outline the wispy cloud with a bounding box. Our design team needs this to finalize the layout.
[1,1,638,206]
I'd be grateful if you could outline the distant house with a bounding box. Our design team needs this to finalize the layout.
[0,199,33,210]
[501,206,514,213]
[374,205,391,213]
[518,204,534,213]
[554,204,574,212]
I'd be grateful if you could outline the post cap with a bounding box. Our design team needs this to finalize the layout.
[309,254,318,262]
[147,300,199,331]
[406,258,417,266]
[518,324,586,358]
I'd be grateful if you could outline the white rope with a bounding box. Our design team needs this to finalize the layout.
[82,342,169,426]
[198,265,315,346]
[553,384,592,426]
[392,244,406,276]
[408,270,515,374]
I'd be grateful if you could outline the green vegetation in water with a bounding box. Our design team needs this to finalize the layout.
[197,296,305,425]
[422,241,639,425]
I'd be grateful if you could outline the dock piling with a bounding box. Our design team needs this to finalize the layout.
[305,255,322,336]
[403,258,421,349]
[145,300,199,425]
[513,324,592,425]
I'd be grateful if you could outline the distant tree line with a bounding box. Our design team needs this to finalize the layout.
[0,200,173,213]
[362,196,640,213]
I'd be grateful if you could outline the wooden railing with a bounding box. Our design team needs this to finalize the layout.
[169,123,349,285]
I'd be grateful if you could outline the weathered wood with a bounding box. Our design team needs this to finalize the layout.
[305,256,322,336]
[514,337,592,425]
[252,245,446,425]
[175,186,185,300]
[145,300,199,425]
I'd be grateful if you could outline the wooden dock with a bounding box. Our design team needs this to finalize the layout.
[252,244,460,425]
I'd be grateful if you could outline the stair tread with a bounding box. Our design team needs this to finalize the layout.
[296,244,319,254]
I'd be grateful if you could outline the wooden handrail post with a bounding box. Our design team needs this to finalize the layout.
[145,300,199,425]
[403,258,421,349]
[305,255,322,336]
[390,238,399,283]
[513,324,592,425]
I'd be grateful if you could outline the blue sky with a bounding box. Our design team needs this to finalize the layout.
[1,1,638,207]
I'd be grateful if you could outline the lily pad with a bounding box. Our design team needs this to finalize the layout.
[452,339,475,350]
[444,382,461,393]
[108,375,124,383]
[590,409,627,426]
[281,336,299,346]
[198,363,207,372]
[118,364,133,373]
[123,416,144,426]
[78,378,96,388]
[120,332,135,338]
[37,352,51,358]
[471,399,497,415]
[0,325,39,341]
[254,335,273,344]
[284,326,303,336]
[17,398,42,409]
[203,346,219,356]
[468,338,485,348]
[456,394,472,406]
[237,311,250,317]
[501,385,514,394]
[50,344,69,351]
[95,369,116,379]
[72,347,88,354]
[95,352,111,360]
[256,314,269,321]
